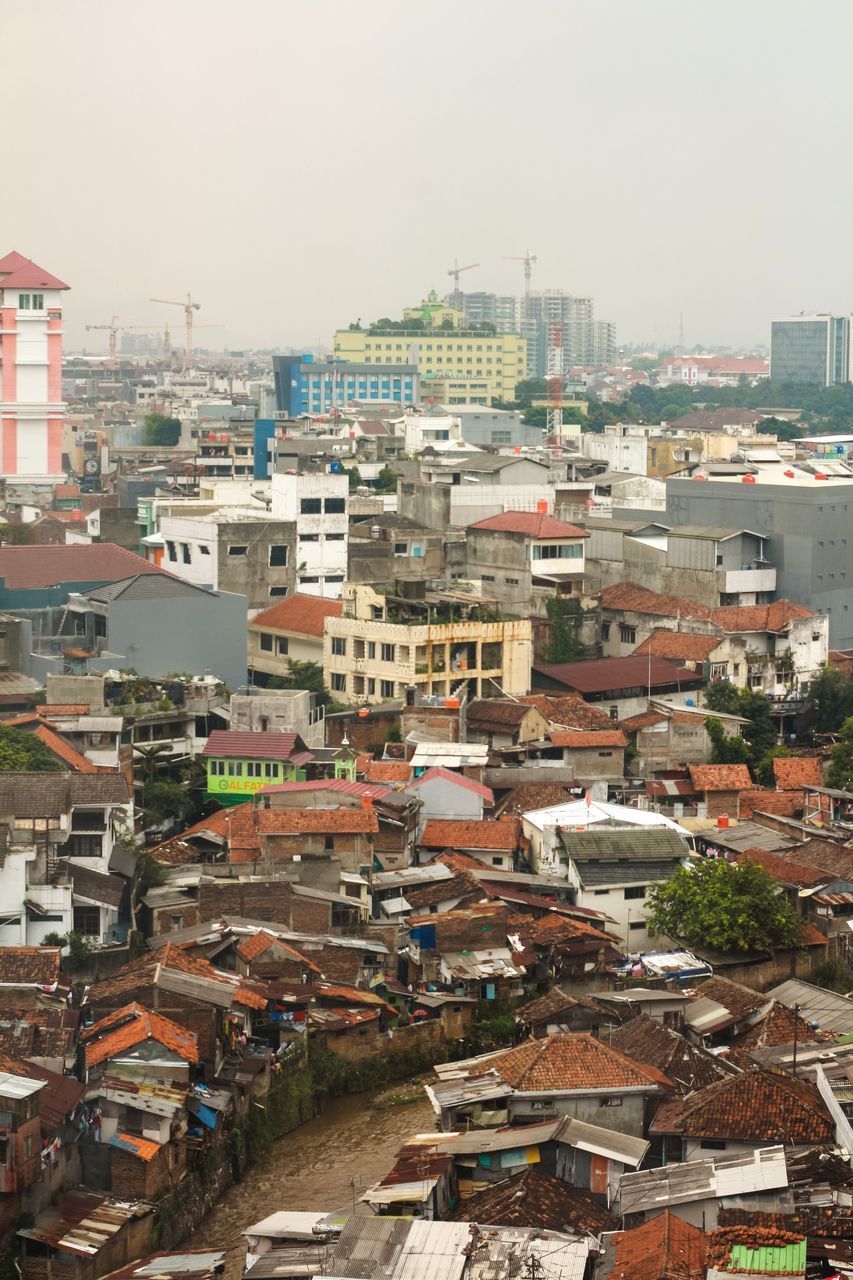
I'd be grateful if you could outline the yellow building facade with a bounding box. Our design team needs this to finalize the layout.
[334,294,527,404]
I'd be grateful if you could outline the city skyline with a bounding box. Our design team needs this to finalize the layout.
[5,0,853,354]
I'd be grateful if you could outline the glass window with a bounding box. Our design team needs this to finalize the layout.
[380,679,395,698]
[228,545,248,557]
[259,634,273,652]
[166,541,177,561]
[331,637,346,656]
[300,497,322,514]
[324,498,346,514]
[276,637,288,656]
[331,673,347,692]
[18,294,31,310]
[181,543,191,563]
[269,545,288,566]
[31,293,44,309]
[381,643,395,662]
[619,624,636,644]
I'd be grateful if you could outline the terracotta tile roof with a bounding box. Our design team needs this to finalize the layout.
[519,693,614,730]
[773,757,822,790]
[799,923,829,947]
[652,1070,833,1143]
[469,1031,672,1092]
[620,708,671,732]
[448,1168,616,1234]
[236,931,321,973]
[610,1015,736,1095]
[0,947,61,984]
[108,1130,161,1162]
[601,582,714,620]
[689,764,753,792]
[738,790,805,819]
[84,1003,199,1067]
[250,593,343,637]
[609,1212,707,1280]
[233,984,268,1009]
[247,808,379,834]
[711,600,816,633]
[85,942,225,1007]
[468,511,589,538]
[634,630,721,661]
[0,543,161,589]
[465,698,536,728]
[534,655,702,696]
[364,761,412,783]
[202,730,312,762]
[404,871,482,911]
[508,910,614,948]
[549,729,627,748]
[405,767,494,802]
[691,976,769,1023]
[516,987,609,1026]
[707,1226,805,1272]
[420,817,519,851]
[31,723,98,772]
[733,848,829,888]
[730,1001,823,1053]
[783,838,853,880]
[499,783,574,815]
[36,705,90,716]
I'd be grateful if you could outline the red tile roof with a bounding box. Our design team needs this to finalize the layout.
[250,593,343,637]
[84,1003,199,1067]
[468,511,589,538]
[738,790,805,819]
[202,730,312,762]
[711,600,816,633]
[364,761,412,783]
[469,1031,672,1092]
[689,764,752,792]
[733,848,829,888]
[652,1070,832,1143]
[405,767,494,803]
[236,931,321,972]
[31,723,98,772]
[420,818,519,851]
[0,947,61,984]
[549,729,627,748]
[244,808,378,834]
[448,1168,616,1234]
[609,1212,707,1280]
[0,251,69,290]
[601,582,714,620]
[731,1002,822,1053]
[773,757,822,790]
[634,630,721,661]
[519,694,614,730]
[534,656,702,695]
[0,544,161,589]
[36,705,91,716]
[707,1227,805,1272]
[257,779,390,799]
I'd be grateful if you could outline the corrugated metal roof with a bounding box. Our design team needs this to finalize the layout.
[618,1146,788,1215]
[727,1239,806,1273]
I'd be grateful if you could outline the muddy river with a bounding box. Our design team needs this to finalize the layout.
[188,1091,436,1252]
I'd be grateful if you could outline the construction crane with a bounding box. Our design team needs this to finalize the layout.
[85,317,160,366]
[150,292,202,369]
[157,320,222,367]
[447,259,479,291]
[503,249,537,296]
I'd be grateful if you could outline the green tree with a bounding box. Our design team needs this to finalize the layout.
[825,716,853,790]
[756,416,804,442]
[268,659,331,706]
[0,725,63,772]
[703,681,776,771]
[704,680,743,716]
[142,412,182,446]
[544,596,583,664]
[705,716,750,765]
[805,666,853,735]
[347,465,363,490]
[373,466,398,495]
[142,779,193,828]
[647,859,803,953]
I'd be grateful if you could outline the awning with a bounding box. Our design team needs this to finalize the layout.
[187,1097,218,1129]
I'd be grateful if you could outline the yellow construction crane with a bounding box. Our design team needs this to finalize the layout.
[85,317,160,366]
[503,249,537,296]
[447,259,479,290]
[150,292,202,368]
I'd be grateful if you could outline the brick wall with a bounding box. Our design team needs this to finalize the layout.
[311,946,362,984]
[431,906,510,952]
[197,878,294,926]
[290,896,332,934]
[706,790,740,819]
[110,1143,171,1199]
[154,903,200,935]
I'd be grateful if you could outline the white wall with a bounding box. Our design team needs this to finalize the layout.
[272,471,348,597]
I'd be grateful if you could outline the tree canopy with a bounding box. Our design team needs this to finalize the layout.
[703,681,776,771]
[825,716,853,791]
[543,596,583,664]
[647,858,803,953]
[0,725,63,772]
[268,659,331,706]
[805,666,853,735]
[142,412,182,446]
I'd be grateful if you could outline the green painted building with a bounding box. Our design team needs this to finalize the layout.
[202,729,314,805]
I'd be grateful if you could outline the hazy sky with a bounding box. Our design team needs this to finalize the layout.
[5,0,853,355]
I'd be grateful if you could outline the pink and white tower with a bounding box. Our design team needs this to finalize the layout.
[0,251,70,483]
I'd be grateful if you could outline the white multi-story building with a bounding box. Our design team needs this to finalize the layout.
[271,469,348,597]
[0,251,70,483]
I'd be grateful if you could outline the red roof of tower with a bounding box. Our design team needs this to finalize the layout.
[0,252,69,290]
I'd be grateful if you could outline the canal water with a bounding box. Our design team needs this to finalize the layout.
[188,1091,436,1252]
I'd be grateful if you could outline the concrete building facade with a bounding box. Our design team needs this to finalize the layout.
[272,354,419,415]
[271,470,348,597]
[770,314,851,386]
[147,511,295,608]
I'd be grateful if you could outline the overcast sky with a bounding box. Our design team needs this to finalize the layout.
[5,0,853,355]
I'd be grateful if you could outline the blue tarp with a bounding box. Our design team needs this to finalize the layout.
[187,1098,218,1129]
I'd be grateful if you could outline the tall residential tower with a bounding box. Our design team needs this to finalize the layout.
[0,252,69,484]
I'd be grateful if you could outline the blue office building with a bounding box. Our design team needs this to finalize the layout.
[273,355,419,416]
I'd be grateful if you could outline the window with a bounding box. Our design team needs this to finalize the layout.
[246,762,264,777]
[748,670,763,688]
[300,575,319,584]
[367,678,376,694]
[602,622,611,640]
[300,533,320,542]
[31,293,44,309]
[331,637,347,656]
[619,624,636,644]
[599,1097,623,1107]
[593,889,609,896]
[269,545,288,566]
[18,293,31,309]
[331,673,347,692]
[624,886,646,899]
[227,761,242,776]
[598,751,613,758]
[264,762,277,777]
[324,497,346,514]
[276,637,288,656]
[326,533,345,542]
[367,642,376,659]
[700,1139,727,1150]
[609,706,619,720]
[73,905,100,936]
[228,545,248,557]
[481,574,495,582]
[181,543,191,563]
[506,576,519,585]
[381,643,395,662]
[710,662,728,680]
[300,497,322,514]
[380,679,395,698]
[394,542,408,556]
[629,920,646,931]
[208,760,225,775]
[491,856,503,865]
[166,540,177,562]
[259,634,273,652]
[199,544,211,555]
[67,834,102,858]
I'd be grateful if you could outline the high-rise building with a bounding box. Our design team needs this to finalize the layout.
[522,291,615,376]
[770,314,851,386]
[447,291,520,334]
[0,251,69,482]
